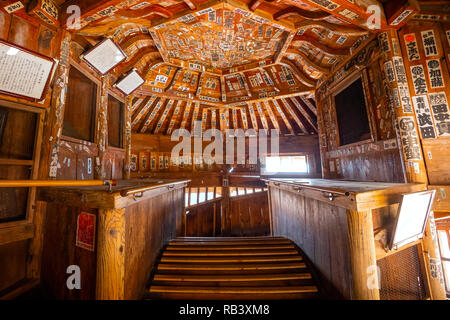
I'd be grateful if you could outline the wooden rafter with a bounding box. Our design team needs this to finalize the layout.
[280,58,316,88]
[119,34,153,50]
[166,100,184,135]
[274,6,331,21]
[280,98,308,134]
[139,98,166,133]
[116,47,159,75]
[132,96,157,129]
[283,0,387,31]
[272,100,294,135]
[263,101,280,131]
[154,100,175,134]
[255,103,269,130]
[116,5,173,19]
[299,96,317,115]
[295,20,368,37]
[285,49,331,75]
[289,97,317,132]
[183,0,197,10]
[294,35,351,56]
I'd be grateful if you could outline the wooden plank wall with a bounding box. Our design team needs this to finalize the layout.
[0,10,61,295]
[269,187,352,299]
[124,187,184,299]
[40,187,185,300]
[228,192,270,237]
[185,191,270,237]
[130,134,321,179]
[316,37,406,183]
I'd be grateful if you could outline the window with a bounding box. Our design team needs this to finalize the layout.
[230,187,266,197]
[186,186,222,207]
[437,230,450,294]
[107,95,124,148]
[261,155,308,175]
[63,66,97,142]
[334,77,371,146]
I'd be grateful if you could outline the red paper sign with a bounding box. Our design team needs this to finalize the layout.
[76,212,96,251]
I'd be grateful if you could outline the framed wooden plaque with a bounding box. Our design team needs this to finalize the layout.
[114,69,145,96]
[0,39,56,101]
[81,38,127,75]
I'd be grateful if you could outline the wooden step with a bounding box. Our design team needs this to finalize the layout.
[157,262,308,274]
[166,244,295,250]
[162,249,299,257]
[148,285,319,300]
[169,240,292,246]
[173,236,287,241]
[152,273,314,287]
[160,255,303,263]
[154,273,312,282]
[148,236,320,300]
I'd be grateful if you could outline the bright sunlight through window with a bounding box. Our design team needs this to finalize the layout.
[262,156,308,175]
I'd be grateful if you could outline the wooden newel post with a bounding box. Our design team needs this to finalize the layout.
[346,209,380,300]
[95,208,126,300]
[422,215,447,300]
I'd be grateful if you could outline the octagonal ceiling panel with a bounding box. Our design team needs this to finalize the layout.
[149,3,294,75]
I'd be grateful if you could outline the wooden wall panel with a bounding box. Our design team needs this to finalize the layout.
[41,204,98,300]
[7,16,39,52]
[337,149,404,182]
[0,240,28,293]
[229,193,270,237]
[423,137,450,185]
[124,188,184,299]
[185,201,218,237]
[185,192,270,237]
[269,187,352,299]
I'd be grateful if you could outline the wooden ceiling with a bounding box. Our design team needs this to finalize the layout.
[9,0,445,136]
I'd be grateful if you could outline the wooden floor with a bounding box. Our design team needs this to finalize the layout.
[147,237,319,300]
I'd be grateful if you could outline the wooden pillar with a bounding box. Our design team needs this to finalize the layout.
[379,29,428,183]
[95,75,112,179]
[96,208,126,300]
[123,96,133,179]
[27,31,72,279]
[380,29,447,298]
[421,213,447,299]
[346,209,380,300]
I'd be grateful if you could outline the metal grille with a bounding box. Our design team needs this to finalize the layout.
[377,245,427,300]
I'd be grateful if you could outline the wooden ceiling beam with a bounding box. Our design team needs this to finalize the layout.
[283,0,388,31]
[289,97,317,132]
[279,58,316,88]
[116,5,173,19]
[142,59,165,79]
[280,98,308,134]
[295,20,368,36]
[295,35,351,56]
[285,49,331,75]
[119,34,153,50]
[116,48,159,75]
[183,0,197,10]
[274,6,331,21]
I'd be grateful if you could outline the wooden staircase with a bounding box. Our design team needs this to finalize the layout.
[148,236,319,300]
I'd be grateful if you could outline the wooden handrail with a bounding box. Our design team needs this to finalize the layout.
[120,180,189,197]
[263,179,350,197]
[0,180,116,188]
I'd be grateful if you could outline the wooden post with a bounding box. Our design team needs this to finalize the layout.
[27,30,72,279]
[346,209,380,300]
[123,96,133,179]
[381,29,447,298]
[421,214,447,300]
[96,208,126,300]
[95,75,112,179]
